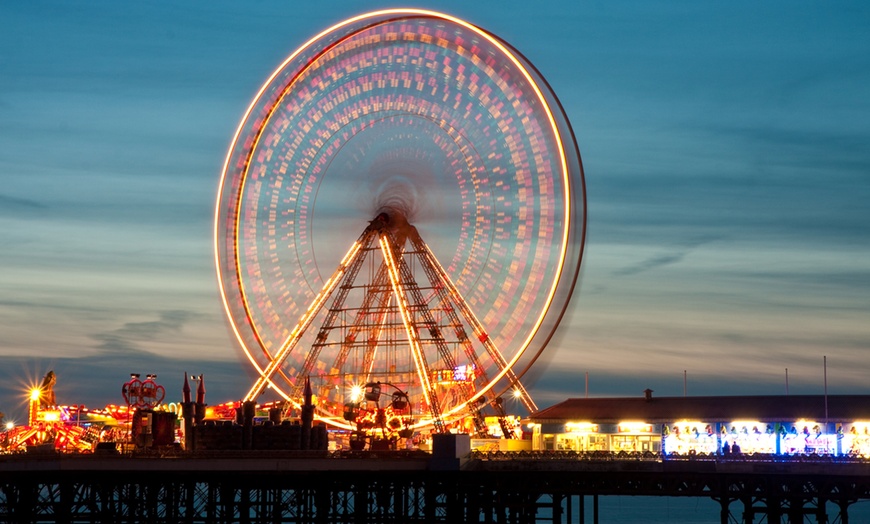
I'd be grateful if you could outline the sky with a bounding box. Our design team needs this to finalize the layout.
[1,1,869,424]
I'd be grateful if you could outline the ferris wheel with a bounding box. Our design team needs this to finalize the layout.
[215,9,585,433]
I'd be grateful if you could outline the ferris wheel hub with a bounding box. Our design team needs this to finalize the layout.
[368,208,413,234]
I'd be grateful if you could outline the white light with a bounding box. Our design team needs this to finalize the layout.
[350,385,364,402]
[4,422,13,430]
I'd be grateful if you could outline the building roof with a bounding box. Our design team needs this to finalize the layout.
[530,395,870,424]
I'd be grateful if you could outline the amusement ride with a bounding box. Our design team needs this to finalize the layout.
[214,9,586,439]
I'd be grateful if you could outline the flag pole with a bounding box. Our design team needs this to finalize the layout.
[683,370,687,397]
[585,372,588,399]
[824,356,828,426]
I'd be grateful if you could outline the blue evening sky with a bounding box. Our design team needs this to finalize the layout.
[1,1,868,421]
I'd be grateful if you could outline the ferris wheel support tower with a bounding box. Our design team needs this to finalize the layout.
[244,211,535,434]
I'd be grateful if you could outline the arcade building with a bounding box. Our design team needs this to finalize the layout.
[528,392,870,456]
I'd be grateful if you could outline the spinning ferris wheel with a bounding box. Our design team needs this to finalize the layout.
[215,9,585,434]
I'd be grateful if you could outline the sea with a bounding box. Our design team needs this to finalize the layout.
[539,495,870,523]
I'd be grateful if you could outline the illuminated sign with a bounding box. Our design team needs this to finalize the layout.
[38,410,61,423]
[431,364,476,384]
[565,422,598,433]
[618,422,653,433]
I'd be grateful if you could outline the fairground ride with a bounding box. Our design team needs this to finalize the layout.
[215,9,586,437]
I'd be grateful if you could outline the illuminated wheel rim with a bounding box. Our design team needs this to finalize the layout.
[215,9,585,426]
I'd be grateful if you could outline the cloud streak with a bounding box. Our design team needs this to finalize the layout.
[0,194,46,213]
[90,310,203,355]
[610,236,721,277]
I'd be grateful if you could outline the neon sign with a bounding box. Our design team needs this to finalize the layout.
[431,364,476,384]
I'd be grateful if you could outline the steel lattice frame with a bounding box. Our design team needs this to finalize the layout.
[244,214,534,432]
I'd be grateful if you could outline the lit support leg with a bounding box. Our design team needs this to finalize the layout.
[379,233,446,433]
[330,225,408,385]
[244,232,374,402]
[382,230,488,435]
[411,231,537,413]
[291,235,377,399]
[410,241,511,435]
[360,229,411,385]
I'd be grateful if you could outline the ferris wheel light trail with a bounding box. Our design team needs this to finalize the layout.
[216,9,586,432]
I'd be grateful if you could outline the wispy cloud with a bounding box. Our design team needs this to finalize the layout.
[91,310,202,355]
[0,193,45,212]
[611,236,721,277]
[612,252,686,277]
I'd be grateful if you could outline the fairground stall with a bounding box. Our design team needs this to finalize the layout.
[529,392,870,457]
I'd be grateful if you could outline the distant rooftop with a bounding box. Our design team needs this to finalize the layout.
[531,395,870,423]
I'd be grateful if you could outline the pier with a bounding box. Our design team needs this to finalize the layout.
[3,450,869,523]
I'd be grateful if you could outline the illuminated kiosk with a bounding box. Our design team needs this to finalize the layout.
[529,393,870,456]
[214,10,585,441]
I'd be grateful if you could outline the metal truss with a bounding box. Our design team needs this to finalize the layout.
[243,213,531,435]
